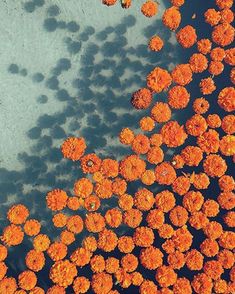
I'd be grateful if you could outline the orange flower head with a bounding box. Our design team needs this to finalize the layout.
[90,254,105,273]
[105,208,122,228]
[132,134,150,154]
[217,191,235,210]
[105,257,120,274]
[66,215,84,234]
[218,87,235,112]
[97,228,118,252]
[176,25,197,48]
[133,226,154,247]
[141,170,156,185]
[148,35,164,51]
[155,190,176,212]
[155,162,176,185]
[0,277,17,294]
[203,221,223,239]
[168,86,190,109]
[185,249,204,270]
[84,195,100,212]
[119,155,146,181]
[29,287,45,294]
[203,154,227,177]
[147,146,164,165]
[172,226,193,252]
[216,0,233,9]
[49,260,77,287]
[46,285,66,294]
[199,77,216,95]
[131,271,144,286]
[200,238,219,257]
[171,0,184,6]
[73,276,90,293]
[212,23,234,47]
[218,175,235,191]
[193,97,210,114]
[192,273,213,294]
[85,212,105,233]
[203,260,224,280]
[70,247,92,267]
[161,121,187,147]
[18,270,37,291]
[33,234,50,251]
[167,251,185,270]
[171,154,185,169]
[173,278,192,294]
[123,208,143,228]
[46,189,68,211]
[158,224,174,239]
[210,47,226,61]
[139,116,155,132]
[147,67,172,93]
[197,38,212,55]
[186,114,207,136]
[151,102,171,123]
[207,114,221,128]
[220,134,235,156]
[52,213,67,228]
[150,133,163,147]
[102,0,117,6]
[74,178,93,198]
[60,230,75,245]
[224,211,235,228]
[7,204,29,225]
[47,242,67,261]
[192,173,210,190]
[202,199,220,217]
[162,6,181,31]
[80,153,102,174]
[119,127,135,145]
[162,239,175,253]
[146,208,164,229]
[0,245,7,261]
[155,265,177,288]
[221,8,234,24]
[189,211,209,230]
[1,224,24,246]
[171,64,193,86]
[82,235,97,252]
[0,261,7,280]
[189,53,208,73]
[217,249,234,269]
[25,249,45,272]
[95,178,113,199]
[112,177,127,196]
[140,280,157,294]
[100,158,119,178]
[208,60,224,75]
[131,88,153,109]
[24,219,41,236]
[222,115,235,134]
[140,246,163,270]
[204,8,221,26]
[197,129,220,153]
[67,196,81,211]
[61,137,86,161]
[181,146,203,166]
[118,236,135,253]
[172,176,190,195]
[141,1,158,18]
[91,272,113,294]
[213,279,228,294]
[169,205,189,227]
[121,253,138,272]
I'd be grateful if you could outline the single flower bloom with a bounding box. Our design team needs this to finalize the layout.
[176,25,197,48]
[61,137,86,161]
[131,88,153,109]
[141,0,158,18]
[148,35,164,51]
[49,260,77,287]
[162,6,181,31]
[147,67,172,93]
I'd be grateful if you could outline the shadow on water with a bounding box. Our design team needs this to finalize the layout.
[1,0,233,291]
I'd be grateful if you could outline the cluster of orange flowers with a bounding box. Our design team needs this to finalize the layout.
[0,0,234,293]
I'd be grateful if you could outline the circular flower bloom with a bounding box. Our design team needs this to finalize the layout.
[216,0,233,9]
[80,153,102,174]
[225,48,235,66]
[217,249,234,269]
[140,246,163,270]
[155,265,177,288]
[203,154,227,177]
[162,239,175,253]
[167,251,185,270]
[118,236,135,253]
[150,133,163,146]
[172,154,185,169]
[140,280,157,294]
[176,25,197,48]
[173,278,192,294]
[119,155,146,181]
[186,114,207,136]
[140,116,155,132]
[141,170,155,185]
[212,23,234,47]
[24,219,41,236]
[52,213,67,228]
[183,191,204,213]
[66,215,84,234]
[220,135,235,156]
[192,273,213,294]
[185,249,204,270]
[132,134,150,154]
[151,102,171,123]
[158,224,174,239]
[213,279,228,294]
[208,61,224,75]
[172,176,190,195]
[74,178,93,198]
[131,88,152,110]
[0,261,7,280]
[90,255,105,273]
[210,47,226,61]
[105,257,120,274]
[222,115,235,134]
[134,188,155,211]
[29,287,45,294]
[100,159,119,178]
[193,97,210,114]
[207,114,221,128]
[171,64,193,86]
[60,230,75,245]
[67,196,81,211]
[91,272,113,294]
[204,8,221,26]
[118,193,134,211]
[33,234,50,251]
[146,208,164,229]
[155,190,175,212]
[70,247,92,267]
[171,0,184,6]
[0,245,7,261]
[189,211,209,230]
[73,276,90,294]
[218,87,235,112]
[112,177,127,196]
[200,238,219,257]
[197,38,212,55]
[97,229,118,252]
[218,175,235,191]
[123,208,143,228]
[49,260,77,287]
[105,208,122,228]
[25,249,45,272]
[217,191,235,210]
[202,199,220,217]
[47,285,66,294]
[172,226,193,252]
[18,270,37,291]
[189,53,208,73]
[155,162,176,185]
[181,146,203,166]
[203,260,224,280]
[95,179,113,199]
[133,226,154,247]
[61,137,86,161]
[199,77,216,95]
[102,0,117,5]
[141,0,158,18]
[0,277,17,294]
[131,272,144,286]
[149,35,164,51]
[119,128,135,145]
[147,146,164,165]
[7,204,29,225]
[46,189,68,211]
[85,213,105,233]
[197,129,220,153]
[47,242,67,261]
[82,235,97,252]
[1,224,24,246]
[192,173,210,189]
[169,205,188,227]
[121,254,138,272]
[168,86,190,109]
[147,67,172,93]
[203,221,223,239]
[162,6,181,31]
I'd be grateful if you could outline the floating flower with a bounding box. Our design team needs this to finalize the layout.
[0,277,17,294]
[121,254,138,272]
[0,261,7,280]
[217,249,234,269]
[139,280,158,294]
[172,226,193,252]
[131,88,153,110]
[183,191,204,213]
[200,238,219,257]
[197,129,220,153]
[140,246,163,270]
[90,255,105,273]
[82,236,97,252]
[61,137,86,161]
[146,208,164,229]
[167,250,185,270]
[133,226,154,247]
[168,86,190,109]
[141,170,155,185]
[210,47,226,61]
[176,25,197,48]
[173,278,192,294]
[203,221,223,239]
[171,64,193,86]
[100,158,119,178]
[162,6,181,31]
[181,146,203,166]
[46,285,66,294]
[222,115,235,134]
[119,127,135,144]
[212,23,234,47]
[118,193,134,211]
[172,176,190,195]
[29,287,45,294]
[204,8,221,26]
[0,245,7,261]
[155,162,176,185]
[141,1,158,18]
[49,260,77,287]
[218,175,235,191]
[112,177,127,196]
[105,208,122,228]
[193,97,210,114]
[197,38,212,55]
[147,146,164,165]
[85,213,105,233]
[1,224,24,246]
[131,272,144,286]
[105,257,120,274]
[224,48,235,66]
[192,173,210,189]
[216,0,233,9]
[46,189,68,211]
[185,249,204,270]
[80,153,102,174]
[97,229,118,252]
[123,208,143,228]
[189,211,209,230]
[118,236,135,253]
[155,190,176,212]
[206,113,221,128]
[202,199,220,217]
[151,102,171,123]
[171,0,184,6]
[25,249,45,272]
[66,215,84,234]
[24,219,41,236]
[139,116,155,132]
[70,247,92,267]
[155,265,177,288]
[171,154,185,169]
[67,196,81,210]
[18,270,37,291]
[95,179,113,199]
[223,211,235,228]
[199,77,216,95]
[91,272,113,294]
[60,230,75,245]
[74,178,93,198]
[158,224,174,239]
[73,276,90,294]
[7,204,29,225]
[186,114,208,136]
[131,134,150,154]
[208,60,224,75]
[150,133,163,146]
[121,0,132,8]
[203,260,224,280]
[169,205,189,227]
[220,135,235,156]
[47,242,67,261]
[217,191,235,210]
[84,195,100,211]
[218,87,235,112]
[203,154,227,177]
[230,68,235,84]
[119,155,146,181]
[147,67,172,93]
[148,35,164,51]
[52,213,67,228]
[33,234,50,252]
[189,53,208,73]
[191,273,213,294]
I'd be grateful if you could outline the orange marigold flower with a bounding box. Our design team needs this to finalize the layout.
[97,229,118,252]
[192,273,213,294]
[189,211,209,230]
[46,285,66,294]
[118,193,134,211]
[139,116,155,132]
[0,245,7,261]
[52,213,67,228]
[141,0,158,18]
[92,171,104,183]
[102,0,117,6]
[216,0,233,9]
[105,257,120,274]
[131,271,144,286]
[231,68,235,84]
[60,230,75,245]
[7,204,29,225]
[172,226,193,252]
[172,176,190,195]
[210,47,226,61]
[119,127,135,145]
[147,146,164,165]
[204,8,221,26]
[155,162,176,185]
[0,261,7,280]
[82,235,97,252]
[155,190,175,212]
[121,254,138,272]
[131,88,153,110]
[91,272,113,294]
[73,276,90,294]
[148,35,164,52]
[176,25,197,48]
[119,155,146,181]
[61,137,86,161]
[224,211,235,227]
[112,177,127,196]
[217,249,234,269]
[200,238,219,257]
[217,191,235,210]
[29,287,45,294]
[141,170,156,185]
[80,153,102,174]
[100,159,119,178]
[197,129,220,153]
[95,179,112,199]
[173,278,192,294]
[207,113,221,128]
[171,64,193,86]
[168,86,190,109]
[202,199,220,217]
[140,280,157,294]
[85,212,105,233]
[47,242,67,261]
[150,133,163,146]
[84,195,100,211]
[162,6,181,31]
[169,205,188,227]
[46,189,68,211]
[146,208,164,229]
[105,208,122,228]
[203,221,223,239]
[208,61,224,75]
[181,146,203,166]
[189,53,208,73]
[225,48,235,66]
[147,67,172,93]
[183,191,204,213]
[158,224,174,239]
[197,38,212,55]
[218,87,235,112]
[186,114,208,136]
[67,196,81,210]
[162,239,175,254]
[212,23,235,47]
[203,154,227,177]
[140,246,163,270]
[220,135,235,156]
[218,175,235,191]
[132,134,150,154]
[24,219,41,236]
[74,178,93,198]
[90,255,105,273]
[0,277,17,294]
[167,250,185,270]
[18,270,37,291]
[123,208,143,228]
[155,265,177,288]
[171,0,184,6]
[33,234,50,251]
[70,247,92,267]
[118,236,135,253]
[192,173,210,189]
[171,154,185,169]
[133,226,154,247]
[151,102,171,123]
[222,115,235,134]
[66,215,83,234]
[193,97,210,114]
[121,0,132,8]
[49,260,77,287]
[185,249,204,270]
[204,260,224,280]
[25,249,45,272]
[200,77,216,95]
[1,224,24,246]
[213,279,228,294]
